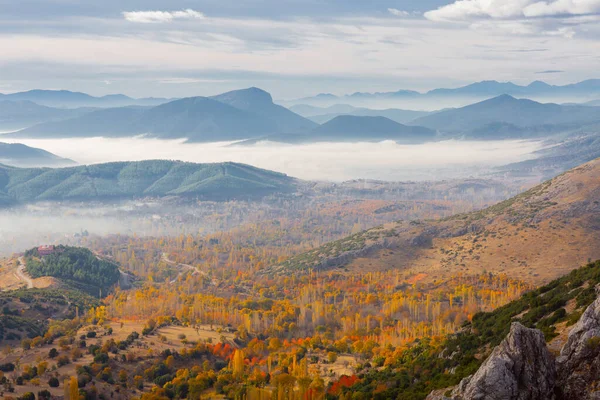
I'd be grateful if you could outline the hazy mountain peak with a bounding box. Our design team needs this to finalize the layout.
[211,87,274,108]
[484,93,518,102]
[527,80,552,89]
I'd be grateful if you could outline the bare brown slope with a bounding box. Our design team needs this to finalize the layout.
[265,158,600,285]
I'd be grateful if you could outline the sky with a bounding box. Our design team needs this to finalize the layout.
[0,0,599,99]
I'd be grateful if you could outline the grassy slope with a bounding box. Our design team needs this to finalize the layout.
[265,158,600,285]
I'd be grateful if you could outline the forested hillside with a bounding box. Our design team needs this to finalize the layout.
[350,260,600,399]
[25,246,120,292]
[0,160,296,206]
[1,159,600,400]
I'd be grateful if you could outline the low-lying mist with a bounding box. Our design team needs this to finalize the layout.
[1,137,544,181]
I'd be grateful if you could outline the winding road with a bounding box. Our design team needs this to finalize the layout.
[162,253,208,284]
[15,256,34,289]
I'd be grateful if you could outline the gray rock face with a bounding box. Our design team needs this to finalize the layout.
[557,294,600,400]
[428,292,600,400]
[437,323,556,400]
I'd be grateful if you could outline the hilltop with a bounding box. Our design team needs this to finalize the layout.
[0,160,297,206]
[263,157,600,284]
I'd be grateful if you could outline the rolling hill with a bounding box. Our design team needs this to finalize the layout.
[262,157,600,285]
[413,95,600,134]
[0,160,297,206]
[290,104,432,124]
[234,115,436,144]
[10,88,315,142]
[0,142,75,168]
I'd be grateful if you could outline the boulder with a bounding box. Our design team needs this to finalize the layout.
[557,292,600,399]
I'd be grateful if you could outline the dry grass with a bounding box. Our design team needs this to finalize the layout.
[0,256,59,291]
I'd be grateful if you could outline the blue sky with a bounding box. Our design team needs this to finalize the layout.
[0,0,599,99]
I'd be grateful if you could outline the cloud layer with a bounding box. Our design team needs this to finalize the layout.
[123,9,205,24]
[0,137,543,182]
[388,8,410,17]
[425,0,600,21]
[0,2,598,98]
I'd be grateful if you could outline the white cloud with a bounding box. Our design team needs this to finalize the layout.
[0,14,598,96]
[424,0,600,21]
[524,0,600,17]
[388,8,410,17]
[424,0,531,21]
[123,9,205,24]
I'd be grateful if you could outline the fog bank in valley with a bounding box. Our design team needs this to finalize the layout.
[1,137,544,181]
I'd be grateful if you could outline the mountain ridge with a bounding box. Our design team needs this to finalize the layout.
[0,89,173,108]
[286,79,600,106]
[413,95,600,133]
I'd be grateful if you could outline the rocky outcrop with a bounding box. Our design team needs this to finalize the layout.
[557,294,600,400]
[428,290,600,400]
[428,323,556,400]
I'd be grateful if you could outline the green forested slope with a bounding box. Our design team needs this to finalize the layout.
[25,245,120,291]
[0,160,296,205]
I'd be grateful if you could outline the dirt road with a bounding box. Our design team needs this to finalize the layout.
[15,256,34,289]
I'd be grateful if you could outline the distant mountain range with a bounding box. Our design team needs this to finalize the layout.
[0,90,172,109]
[0,160,297,206]
[9,88,316,142]
[0,142,75,168]
[286,79,600,109]
[3,87,600,144]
